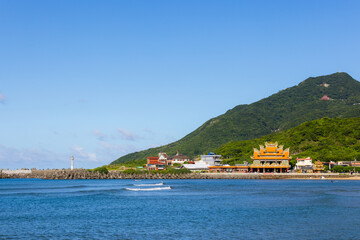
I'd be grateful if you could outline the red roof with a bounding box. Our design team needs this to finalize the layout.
[147,157,166,165]
[320,95,331,101]
[147,160,166,165]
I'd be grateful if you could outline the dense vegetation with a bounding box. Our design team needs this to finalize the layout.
[112,72,360,164]
[330,166,360,173]
[91,166,109,174]
[216,117,360,164]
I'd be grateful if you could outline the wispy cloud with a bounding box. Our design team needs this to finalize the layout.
[93,130,107,140]
[0,93,5,103]
[99,141,122,150]
[117,128,140,141]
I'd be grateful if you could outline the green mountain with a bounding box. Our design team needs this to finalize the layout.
[111,72,360,164]
[216,117,360,164]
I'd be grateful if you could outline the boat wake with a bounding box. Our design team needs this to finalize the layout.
[125,186,171,191]
[133,182,164,186]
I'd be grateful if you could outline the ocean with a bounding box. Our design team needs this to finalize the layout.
[1,179,359,240]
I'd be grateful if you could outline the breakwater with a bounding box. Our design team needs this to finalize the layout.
[0,169,358,180]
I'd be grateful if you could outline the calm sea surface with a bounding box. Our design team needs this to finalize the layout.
[1,179,360,240]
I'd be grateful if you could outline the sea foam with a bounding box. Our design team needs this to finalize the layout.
[133,182,164,186]
[125,186,171,191]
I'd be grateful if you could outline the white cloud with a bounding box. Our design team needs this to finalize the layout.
[71,146,98,163]
[0,145,67,169]
[117,128,140,141]
[0,93,5,103]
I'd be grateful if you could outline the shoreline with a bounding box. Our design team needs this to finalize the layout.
[1,169,360,180]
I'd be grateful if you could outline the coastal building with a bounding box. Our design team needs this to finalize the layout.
[158,152,169,165]
[337,161,351,167]
[209,163,249,173]
[295,157,314,173]
[146,156,166,170]
[313,160,325,173]
[323,161,335,170]
[167,151,190,166]
[250,142,290,173]
[183,153,223,171]
[199,153,223,166]
[351,160,360,167]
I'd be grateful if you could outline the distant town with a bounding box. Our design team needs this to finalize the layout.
[145,142,359,174]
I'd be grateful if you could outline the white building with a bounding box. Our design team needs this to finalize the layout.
[183,153,223,171]
[167,151,190,166]
[295,157,313,173]
[199,153,223,166]
[158,152,168,163]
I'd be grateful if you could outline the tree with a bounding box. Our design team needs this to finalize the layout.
[93,166,109,174]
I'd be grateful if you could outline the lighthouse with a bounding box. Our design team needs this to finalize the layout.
[71,156,74,170]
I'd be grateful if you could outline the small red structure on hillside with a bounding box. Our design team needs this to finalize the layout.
[320,95,331,101]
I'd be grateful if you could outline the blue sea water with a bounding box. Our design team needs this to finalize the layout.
[1,179,360,240]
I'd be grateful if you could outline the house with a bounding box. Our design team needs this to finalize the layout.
[146,156,166,170]
[337,161,351,167]
[295,157,313,173]
[167,151,190,166]
[351,160,360,167]
[158,152,169,165]
[323,161,335,170]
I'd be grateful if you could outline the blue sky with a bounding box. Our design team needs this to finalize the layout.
[1,0,359,169]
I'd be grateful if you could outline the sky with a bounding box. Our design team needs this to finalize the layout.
[1,0,360,169]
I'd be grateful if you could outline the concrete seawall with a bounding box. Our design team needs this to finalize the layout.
[0,169,359,180]
[1,170,32,175]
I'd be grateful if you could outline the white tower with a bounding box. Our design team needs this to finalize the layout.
[71,156,74,170]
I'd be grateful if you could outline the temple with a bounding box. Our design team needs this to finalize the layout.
[250,142,290,173]
[313,160,325,173]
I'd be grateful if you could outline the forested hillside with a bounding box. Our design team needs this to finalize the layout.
[216,117,360,164]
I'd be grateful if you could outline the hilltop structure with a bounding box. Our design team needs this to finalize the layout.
[320,95,332,101]
[250,142,290,173]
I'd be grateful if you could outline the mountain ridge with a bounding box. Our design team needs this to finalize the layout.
[111,72,360,164]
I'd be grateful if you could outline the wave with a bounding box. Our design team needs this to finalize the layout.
[133,182,164,186]
[125,186,171,191]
